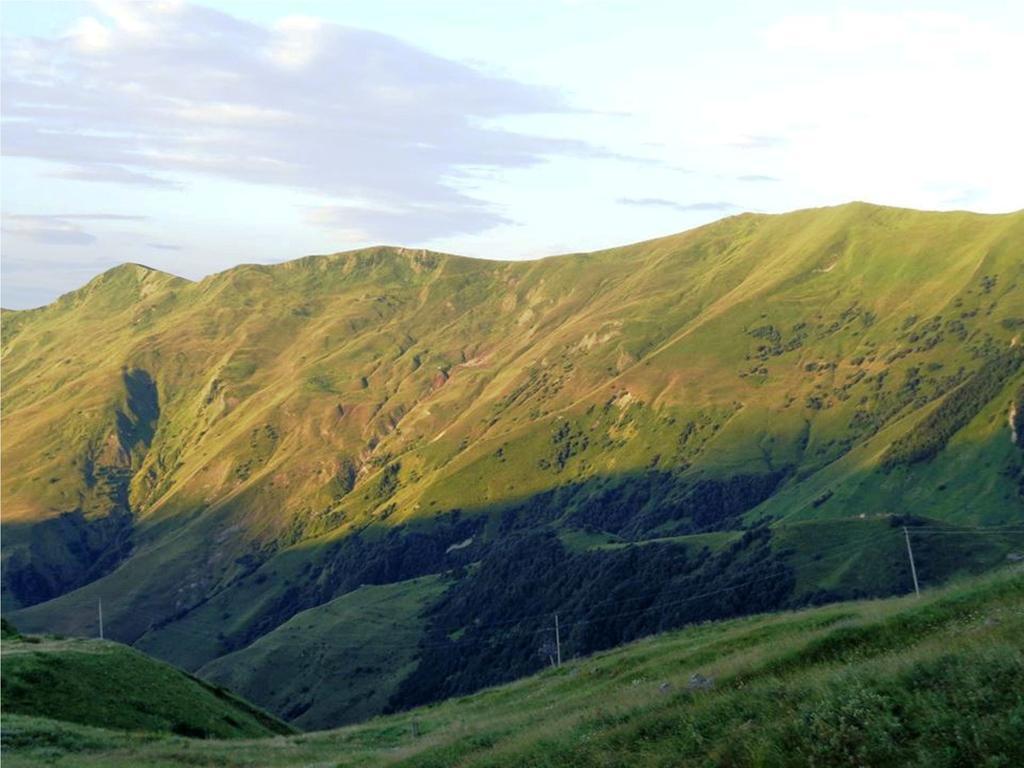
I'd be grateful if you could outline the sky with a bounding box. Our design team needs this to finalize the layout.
[1,1,1022,309]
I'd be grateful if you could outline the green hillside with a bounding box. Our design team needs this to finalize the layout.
[0,622,293,739]
[198,574,449,729]
[2,203,1023,725]
[2,567,1022,767]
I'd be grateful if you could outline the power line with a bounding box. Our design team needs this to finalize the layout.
[900,529,1024,535]
[888,528,1024,532]
[318,532,915,651]
[131,531,885,657]
[108,525,1021,658]
[408,528,902,636]
[79,521,1017,726]
[350,526,1021,647]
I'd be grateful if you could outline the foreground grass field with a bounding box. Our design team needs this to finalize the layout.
[3,565,1022,767]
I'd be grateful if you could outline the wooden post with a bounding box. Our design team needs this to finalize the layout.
[903,527,920,597]
[554,613,562,668]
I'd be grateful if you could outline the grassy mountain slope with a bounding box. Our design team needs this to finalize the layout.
[0,623,292,739]
[3,567,1022,767]
[3,203,1023,725]
[198,574,449,729]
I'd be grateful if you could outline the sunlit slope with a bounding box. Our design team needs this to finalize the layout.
[0,624,292,739]
[1,264,189,523]
[3,204,1022,662]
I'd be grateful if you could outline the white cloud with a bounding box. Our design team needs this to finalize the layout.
[617,198,739,213]
[1,2,609,242]
[168,102,296,126]
[65,16,113,52]
[1,213,146,247]
[306,199,511,243]
[266,15,327,70]
[3,3,1021,309]
[91,0,173,37]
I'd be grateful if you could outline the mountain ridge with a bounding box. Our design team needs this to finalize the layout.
[7,201,1021,315]
[2,201,1022,727]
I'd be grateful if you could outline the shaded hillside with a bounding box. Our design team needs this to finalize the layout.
[198,575,449,729]
[3,203,1023,725]
[3,567,1022,767]
[0,623,292,739]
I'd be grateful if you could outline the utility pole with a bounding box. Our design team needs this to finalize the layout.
[903,527,920,597]
[554,613,562,668]
[98,597,104,639]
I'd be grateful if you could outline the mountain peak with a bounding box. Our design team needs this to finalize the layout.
[92,261,186,282]
[46,261,191,315]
